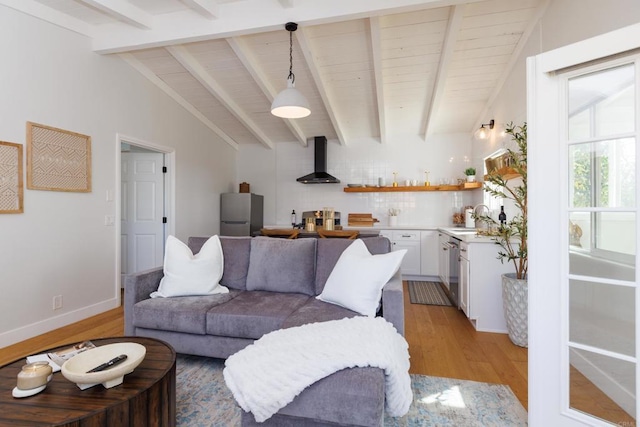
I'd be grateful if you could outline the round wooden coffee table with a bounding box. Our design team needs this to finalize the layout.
[0,337,176,427]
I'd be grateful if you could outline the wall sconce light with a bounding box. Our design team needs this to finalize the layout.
[474,119,495,140]
[271,22,311,119]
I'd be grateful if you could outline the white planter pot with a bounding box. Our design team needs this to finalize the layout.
[466,175,476,182]
[502,273,528,347]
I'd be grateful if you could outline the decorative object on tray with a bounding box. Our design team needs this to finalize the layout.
[12,361,53,398]
[0,141,23,214]
[61,342,146,389]
[26,121,91,192]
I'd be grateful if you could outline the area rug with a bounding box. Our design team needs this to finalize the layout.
[408,281,452,306]
[176,354,527,426]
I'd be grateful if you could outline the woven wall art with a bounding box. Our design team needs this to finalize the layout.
[0,141,23,213]
[27,122,91,192]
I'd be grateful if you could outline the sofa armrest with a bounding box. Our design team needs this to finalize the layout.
[382,269,404,336]
[124,266,164,335]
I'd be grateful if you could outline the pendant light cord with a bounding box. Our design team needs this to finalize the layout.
[288,28,295,84]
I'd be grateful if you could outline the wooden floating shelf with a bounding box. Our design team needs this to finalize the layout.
[484,167,521,181]
[343,182,482,193]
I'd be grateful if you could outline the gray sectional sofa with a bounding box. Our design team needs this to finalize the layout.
[124,235,405,427]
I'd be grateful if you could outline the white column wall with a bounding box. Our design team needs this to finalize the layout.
[0,6,236,346]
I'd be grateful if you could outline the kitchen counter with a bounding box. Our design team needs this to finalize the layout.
[437,227,497,243]
[256,226,380,238]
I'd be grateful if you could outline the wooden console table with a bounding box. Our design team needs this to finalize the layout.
[0,336,176,426]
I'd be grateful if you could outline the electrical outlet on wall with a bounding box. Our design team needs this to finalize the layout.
[53,295,63,310]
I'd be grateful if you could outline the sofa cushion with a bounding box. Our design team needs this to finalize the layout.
[133,290,240,335]
[245,237,316,296]
[206,291,310,339]
[282,298,360,329]
[188,236,251,290]
[314,236,391,295]
[317,239,406,316]
[151,235,228,298]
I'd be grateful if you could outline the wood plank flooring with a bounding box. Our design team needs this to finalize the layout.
[0,284,635,425]
[403,282,529,408]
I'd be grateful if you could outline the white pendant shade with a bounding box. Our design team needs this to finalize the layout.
[271,78,310,119]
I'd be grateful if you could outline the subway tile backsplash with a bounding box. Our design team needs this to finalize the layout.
[237,133,484,228]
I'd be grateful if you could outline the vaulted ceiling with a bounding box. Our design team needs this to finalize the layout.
[4,0,547,149]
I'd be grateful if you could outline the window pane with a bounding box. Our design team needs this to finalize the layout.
[596,212,636,256]
[569,211,636,275]
[568,64,635,141]
[569,347,635,425]
[569,138,635,208]
[570,279,635,356]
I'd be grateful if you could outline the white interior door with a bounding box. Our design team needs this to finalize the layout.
[528,24,640,426]
[121,152,165,284]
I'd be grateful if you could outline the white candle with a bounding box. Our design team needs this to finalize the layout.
[17,361,52,390]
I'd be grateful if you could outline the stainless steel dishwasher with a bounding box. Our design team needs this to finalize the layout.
[448,237,461,307]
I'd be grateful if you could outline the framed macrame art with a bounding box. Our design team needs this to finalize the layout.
[0,141,24,213]
[27,122,91,192]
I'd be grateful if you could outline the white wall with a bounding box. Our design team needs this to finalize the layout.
[238,133,483,228]
[0,6,236,347]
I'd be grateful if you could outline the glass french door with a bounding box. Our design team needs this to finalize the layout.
[528,25,640,427]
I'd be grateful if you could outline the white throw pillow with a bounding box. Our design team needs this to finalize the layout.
[150,235,229,298]
[317,239,406,316]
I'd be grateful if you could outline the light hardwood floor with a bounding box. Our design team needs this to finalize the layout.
[0,284,635,425]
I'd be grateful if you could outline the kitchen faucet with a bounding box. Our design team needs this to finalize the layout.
[473,204,490,231]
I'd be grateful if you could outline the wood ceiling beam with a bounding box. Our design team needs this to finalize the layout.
[423,5,464,139]
[119,53,239,150]
[166,45,275,149]
[295,27,348,146]
[84,0,486,54]
[369,16,386,144]
[227,37,308,146]
[77,0,153,30]
[182,0,219,20]
[0,0,94,37]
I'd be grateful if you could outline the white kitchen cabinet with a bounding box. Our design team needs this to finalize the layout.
[379,230,421,276]
[459,244,470,316]
[420,230,439,278]
[459,241,513,333]
[438,232,450,289]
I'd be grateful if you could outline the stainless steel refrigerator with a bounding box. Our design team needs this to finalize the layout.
[220,193,264,236]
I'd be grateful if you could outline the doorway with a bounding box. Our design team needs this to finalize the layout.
[116,135,175,287]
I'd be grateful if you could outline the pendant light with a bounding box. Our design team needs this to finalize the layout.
[271,22,311,119]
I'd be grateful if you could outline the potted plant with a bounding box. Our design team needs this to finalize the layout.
[477,122,527,347]
[464,167,477,182]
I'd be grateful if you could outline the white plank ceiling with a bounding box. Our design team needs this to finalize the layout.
[2,0,547,148]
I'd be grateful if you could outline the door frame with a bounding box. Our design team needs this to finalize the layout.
[528,23,640,426]
[115,134,175,295]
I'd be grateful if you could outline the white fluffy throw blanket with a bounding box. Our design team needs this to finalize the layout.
[223,316,413,423]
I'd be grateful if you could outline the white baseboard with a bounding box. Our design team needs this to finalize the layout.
[0,298,120,348]
[569,347,636,418]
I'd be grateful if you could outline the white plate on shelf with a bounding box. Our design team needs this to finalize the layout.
[61,342,146,389]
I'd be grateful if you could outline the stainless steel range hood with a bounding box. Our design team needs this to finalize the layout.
[297,136,340,184]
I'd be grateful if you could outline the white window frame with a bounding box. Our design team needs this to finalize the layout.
[528,23,640,427]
